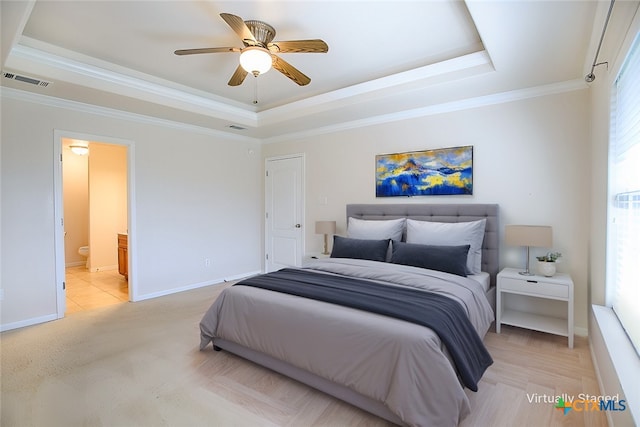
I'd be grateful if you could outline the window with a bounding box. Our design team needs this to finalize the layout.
[608,33,640,356]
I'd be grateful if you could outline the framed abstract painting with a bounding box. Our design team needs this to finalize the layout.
[376,145,473,197]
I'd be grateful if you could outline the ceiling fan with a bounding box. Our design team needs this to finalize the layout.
[175,13,328,87]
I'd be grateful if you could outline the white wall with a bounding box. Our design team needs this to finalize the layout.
[263,89,591,333]
[0,93,263,330]
[0,80,594,336]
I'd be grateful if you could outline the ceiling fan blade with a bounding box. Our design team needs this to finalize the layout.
[268,40,329,54]
[174,47,241,56]
[272,55,311,86]
[228,65,249,86]
[220,13,257,45]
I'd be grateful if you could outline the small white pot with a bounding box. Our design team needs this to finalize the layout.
[537,261,556,277]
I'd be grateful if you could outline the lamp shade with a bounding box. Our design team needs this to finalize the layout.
[505,225,552,247]
[239,47,272,75]
[315,221,336,235]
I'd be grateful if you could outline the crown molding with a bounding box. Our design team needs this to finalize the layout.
[9,38,493,130]
[258,50,493,127]
[10,40,258,126]
[0,86,260,143]
[2,77,587,145]
[262,78,588,144]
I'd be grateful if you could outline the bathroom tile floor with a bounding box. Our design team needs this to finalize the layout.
[65,266,129,314]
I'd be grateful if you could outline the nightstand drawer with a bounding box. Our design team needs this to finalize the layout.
[500,277,568,299]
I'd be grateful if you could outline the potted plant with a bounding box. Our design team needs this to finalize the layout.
[536,252,561,277]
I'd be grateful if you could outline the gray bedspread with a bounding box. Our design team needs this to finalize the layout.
[200,258,495,427]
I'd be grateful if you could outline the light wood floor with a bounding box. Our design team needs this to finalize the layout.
[201,324,608,427]
[461,327,607,427]
[65,266,128,314]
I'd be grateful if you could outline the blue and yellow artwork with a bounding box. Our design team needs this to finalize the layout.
[376,146,473,197]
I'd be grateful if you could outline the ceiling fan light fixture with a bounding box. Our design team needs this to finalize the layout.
[240,47,272,75]
[175,13,327,88]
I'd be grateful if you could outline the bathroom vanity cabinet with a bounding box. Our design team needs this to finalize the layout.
[118,233,128,280]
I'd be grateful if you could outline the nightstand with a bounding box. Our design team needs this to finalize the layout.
[302,253,330,267]
[496,267,574,348]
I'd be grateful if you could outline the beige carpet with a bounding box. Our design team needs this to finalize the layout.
[1,281,388,427]
[1,282,246,426]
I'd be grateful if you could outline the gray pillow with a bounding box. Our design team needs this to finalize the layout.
[347,217,405,241]
[390,241,470,277]
[330,236,390,262]
[406,218,486,274]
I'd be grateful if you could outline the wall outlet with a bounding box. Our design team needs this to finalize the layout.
[204,258,211,268]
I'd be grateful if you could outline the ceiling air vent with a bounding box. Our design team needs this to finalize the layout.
[3,71,52,87]
[228,124,247,131]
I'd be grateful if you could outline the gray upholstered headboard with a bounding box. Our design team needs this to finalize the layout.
[346,204,499,287]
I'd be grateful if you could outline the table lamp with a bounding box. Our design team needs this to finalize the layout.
[505,225,552,275]
[315,221,336,255]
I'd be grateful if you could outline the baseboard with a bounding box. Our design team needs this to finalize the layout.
[0,313,58,332]
[0,270,262,331]
[575,326,588,337]
[65,261,86,267]
[133,270,262,302]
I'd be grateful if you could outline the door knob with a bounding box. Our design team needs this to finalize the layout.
[295,224,301,228]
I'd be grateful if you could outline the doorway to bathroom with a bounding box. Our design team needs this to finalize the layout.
[53,130,136,318]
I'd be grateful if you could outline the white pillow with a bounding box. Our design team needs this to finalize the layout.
[406,218,487,274]
[347,217,405,241]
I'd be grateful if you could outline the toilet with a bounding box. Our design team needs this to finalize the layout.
[78,246,89,268]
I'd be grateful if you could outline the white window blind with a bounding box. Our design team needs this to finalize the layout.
[609,34,640,356]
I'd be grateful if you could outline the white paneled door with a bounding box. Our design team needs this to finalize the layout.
[265,155,304,272]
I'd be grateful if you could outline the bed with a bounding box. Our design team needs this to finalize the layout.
[200,203,499,426]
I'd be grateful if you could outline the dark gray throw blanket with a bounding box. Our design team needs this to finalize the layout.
[235,268,493,392]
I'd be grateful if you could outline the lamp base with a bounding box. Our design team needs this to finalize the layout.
[322,234,330,255]
[517,246,535,276]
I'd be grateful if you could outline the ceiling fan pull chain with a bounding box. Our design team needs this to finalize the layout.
[253,75,259,104]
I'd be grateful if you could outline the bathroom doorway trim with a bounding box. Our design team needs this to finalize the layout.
[53,130,138,318]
